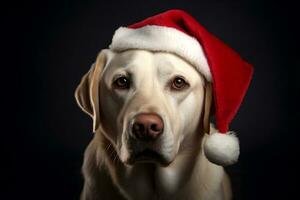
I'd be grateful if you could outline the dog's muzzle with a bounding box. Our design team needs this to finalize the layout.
[126,113,170,166]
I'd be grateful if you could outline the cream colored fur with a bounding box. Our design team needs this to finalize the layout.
[75,49,232,200]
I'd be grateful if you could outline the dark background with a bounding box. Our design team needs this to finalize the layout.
[3,0,299,199]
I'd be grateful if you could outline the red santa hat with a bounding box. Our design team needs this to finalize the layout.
[109,9,253,166]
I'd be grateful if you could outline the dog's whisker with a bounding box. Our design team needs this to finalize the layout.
[105,143,111,152]
[113,153,118,164]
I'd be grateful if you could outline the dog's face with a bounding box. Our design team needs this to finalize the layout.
[76,49,208,166]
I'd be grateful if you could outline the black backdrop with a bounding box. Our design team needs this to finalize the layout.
[3,0,299,199]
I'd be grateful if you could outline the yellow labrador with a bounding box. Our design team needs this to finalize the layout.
[75,49,232,200]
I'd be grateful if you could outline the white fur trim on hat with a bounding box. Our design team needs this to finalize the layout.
[204,132,239,166]
[109,25,212,81]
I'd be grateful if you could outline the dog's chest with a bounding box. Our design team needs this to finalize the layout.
[118,164,191,200]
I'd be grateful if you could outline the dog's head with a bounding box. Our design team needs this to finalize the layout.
[75,49,212,166]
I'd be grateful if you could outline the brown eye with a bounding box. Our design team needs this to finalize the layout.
[171,76,188,90]
[114,76,130,89]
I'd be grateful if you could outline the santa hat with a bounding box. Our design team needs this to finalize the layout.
[109,9,253,166]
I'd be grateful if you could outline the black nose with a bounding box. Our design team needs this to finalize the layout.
[132,113,164,141]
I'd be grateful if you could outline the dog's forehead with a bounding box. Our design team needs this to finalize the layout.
[105,50,153,72]
[104,50,203,85]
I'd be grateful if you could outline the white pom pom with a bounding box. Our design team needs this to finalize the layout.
[204,132,240,166]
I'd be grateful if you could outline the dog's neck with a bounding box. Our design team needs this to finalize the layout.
[90,129,224,200]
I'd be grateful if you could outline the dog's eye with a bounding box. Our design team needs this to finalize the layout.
[113,76,130,89]
[171,76,189,90]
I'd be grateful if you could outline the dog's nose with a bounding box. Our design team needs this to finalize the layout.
[132,113,163,141]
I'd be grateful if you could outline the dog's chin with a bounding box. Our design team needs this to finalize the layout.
[125,149,172,167]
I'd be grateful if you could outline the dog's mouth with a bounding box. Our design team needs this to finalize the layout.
[127,149,170,166]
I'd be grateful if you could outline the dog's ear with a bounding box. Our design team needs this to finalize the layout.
[203,82,213,134]
[75,50,109,132]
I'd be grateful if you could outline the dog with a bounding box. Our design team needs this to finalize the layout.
[75,49,232,200]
